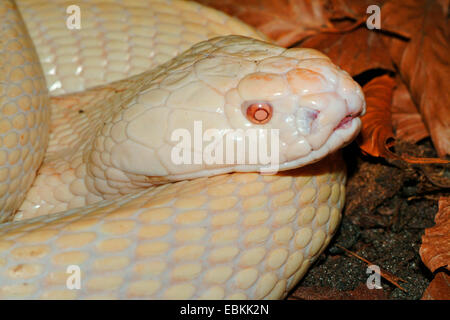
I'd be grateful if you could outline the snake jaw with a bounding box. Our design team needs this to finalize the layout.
[335,112,361,130]
[272,114,362,172]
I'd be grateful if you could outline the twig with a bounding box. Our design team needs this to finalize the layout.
[336,244,407,292]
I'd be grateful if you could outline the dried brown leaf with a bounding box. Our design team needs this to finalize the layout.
[194,0,332,46]
[421,272,450,300]
[327,0,386,20]
[358,75,396,158]
[381,0,450,156]
[356,75,445,164]
[391,78,429,143]
[300,27,394,76]
[382,36,408,69]
[382,0,449,37]
[420,196,450,272]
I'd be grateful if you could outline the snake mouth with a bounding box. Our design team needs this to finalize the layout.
[334,112,361,131]
[275,114,362,172]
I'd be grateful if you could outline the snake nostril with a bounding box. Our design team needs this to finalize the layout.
[296,107,319,135]
[243,102,273,124]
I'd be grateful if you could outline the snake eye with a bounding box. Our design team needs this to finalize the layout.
[245,102,273,124]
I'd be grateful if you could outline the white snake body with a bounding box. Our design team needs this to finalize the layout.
[0,0,365,299]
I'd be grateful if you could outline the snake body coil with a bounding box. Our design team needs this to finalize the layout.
[0,0,365,299]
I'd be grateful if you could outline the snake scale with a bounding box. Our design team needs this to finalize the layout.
[0,0,365,299]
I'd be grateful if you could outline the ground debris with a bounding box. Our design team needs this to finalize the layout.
[288,139,445,300]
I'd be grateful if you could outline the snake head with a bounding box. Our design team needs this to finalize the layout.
[227,54,365,171]
[219,37,366,172]
[105,36,365,181]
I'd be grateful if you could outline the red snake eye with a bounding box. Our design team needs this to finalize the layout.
[245,102,273,124]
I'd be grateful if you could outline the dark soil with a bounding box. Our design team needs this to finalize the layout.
[288,139,449,300]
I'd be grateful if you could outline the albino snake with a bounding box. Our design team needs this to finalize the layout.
[0,0,365,299]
